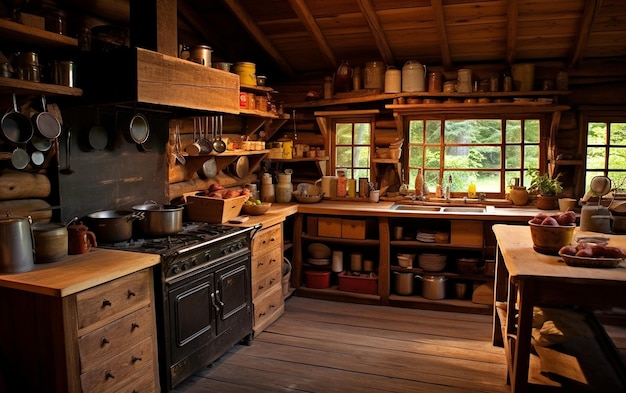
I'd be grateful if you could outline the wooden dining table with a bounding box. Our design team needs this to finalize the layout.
[491,224,626,393]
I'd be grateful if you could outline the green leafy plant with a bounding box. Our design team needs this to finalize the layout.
[527,168,563,196]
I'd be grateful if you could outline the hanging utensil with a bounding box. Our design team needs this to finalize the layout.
[213,115,226,153]
[185,117,202,156]
[31,95,61,139]
[10,147,29,170]
[197,156,217,179]
[87,107,108,150]
[60,127,73,174]
[198,116,212,153]
[1,93,33,144]
[174,121,186,165]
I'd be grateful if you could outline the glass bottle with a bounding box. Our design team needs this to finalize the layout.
[468,176,477,198]
[414,168,424,198]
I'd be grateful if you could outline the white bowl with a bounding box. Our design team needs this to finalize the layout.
[397,253,416,268]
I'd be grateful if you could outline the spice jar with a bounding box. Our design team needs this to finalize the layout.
[428,72,443,92]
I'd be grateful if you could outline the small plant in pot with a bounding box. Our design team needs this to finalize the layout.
[527,168,563,210]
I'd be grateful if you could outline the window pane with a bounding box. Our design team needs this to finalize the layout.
[425,120,441,143]
[608,147,626,169]
[586,147,606,169]
[336,123,352,144]
[424,147,439,168]
[524,145,539,169]
[336,146,352,167]
[588,122,607,145]
[424,170,439,190]
[609,123,626,145]
[355,123,371,144]
[585,171,605,188]
[409,120,424,143]
[445,120,501,144]
[505,145,521,168]
[354,168,369,180]
[353,146,370,166]
[409,146,423,167]
[506,120,521,143]
[478,171,501,192]
[608,172,626,190]
[524,120,540,143]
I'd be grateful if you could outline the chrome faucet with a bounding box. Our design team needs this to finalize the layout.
[445,175,452,200]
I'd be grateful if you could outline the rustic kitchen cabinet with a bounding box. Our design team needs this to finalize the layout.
[0,250,160,393]
[291,208,528,314]
[250,221,285,334]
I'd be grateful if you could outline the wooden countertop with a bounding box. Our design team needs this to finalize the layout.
[229,203,299,229]
[295,200,553,221]
[0,248,160,297]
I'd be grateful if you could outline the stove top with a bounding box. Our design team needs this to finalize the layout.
[98,222,245,256]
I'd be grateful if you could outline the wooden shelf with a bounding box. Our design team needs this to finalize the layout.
[387,103,571,114]
[301,234,380,246]
[0,18,78,48]
[240,84,275,93]
[390,239,484,250]
[285,90,571,109]
[266,157,329,163]
[0,76,83,97]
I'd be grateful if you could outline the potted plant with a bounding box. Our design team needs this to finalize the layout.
[527,168,563,209]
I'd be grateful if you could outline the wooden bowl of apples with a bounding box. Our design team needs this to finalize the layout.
[528,211,576,255]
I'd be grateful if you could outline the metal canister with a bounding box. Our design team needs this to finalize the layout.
[188,45,212,67]
[364,61,385,90]
[233,62,256,85]
[428,72,443,92]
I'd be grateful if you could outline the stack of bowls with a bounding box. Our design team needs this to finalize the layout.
[397,253,416,268]
[418,253,447,271]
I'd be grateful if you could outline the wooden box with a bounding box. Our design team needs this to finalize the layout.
[450,220,484,246]
[186,194,247,223]
[81,48,240,113]
[317,217,342,238]
[341,219,367,239]
[338,272,378,295]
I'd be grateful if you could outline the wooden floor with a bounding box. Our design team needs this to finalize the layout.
[172,297,626,393]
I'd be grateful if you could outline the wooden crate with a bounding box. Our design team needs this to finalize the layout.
[318,217,341,238]
[186,194,247,223]
[450,220,484,246]
[341,219,367,239]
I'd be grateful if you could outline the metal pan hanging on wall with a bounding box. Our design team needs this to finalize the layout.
[128,113,150,151]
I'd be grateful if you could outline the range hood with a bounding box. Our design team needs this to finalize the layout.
[80,47,240,114]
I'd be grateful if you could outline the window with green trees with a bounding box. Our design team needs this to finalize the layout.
[407,116,541,197]
[585,116,626,191]
[333,119,372,180]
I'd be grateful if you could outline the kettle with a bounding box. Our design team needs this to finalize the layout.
[580,205,613,233]
[68,222,97,255]
[0,215,35,273]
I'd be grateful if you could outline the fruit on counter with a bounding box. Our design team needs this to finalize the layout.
[245,199,262,206]
[529,211,576,226]
[205,187,248,199]
[559,244,626,258]
[209,183,225,192]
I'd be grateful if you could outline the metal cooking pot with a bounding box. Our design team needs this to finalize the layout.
[417,275,447,300]
[87,210,143,243]
[0,215,35,273]
[132,202,183,237]
[1,93,34,144]
[394,271,416,295]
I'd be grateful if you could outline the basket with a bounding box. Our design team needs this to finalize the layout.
[282,257,292,297]
[242,202,271,215]
[528,221,575,255]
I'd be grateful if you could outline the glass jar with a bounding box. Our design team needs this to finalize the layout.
[276,172,293,203]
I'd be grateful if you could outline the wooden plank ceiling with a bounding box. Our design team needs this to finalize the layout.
[62,0,626,82]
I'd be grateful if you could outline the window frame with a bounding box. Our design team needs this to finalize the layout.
[329,115,376,179]
[582,111,626,191]
[403,113,550,198]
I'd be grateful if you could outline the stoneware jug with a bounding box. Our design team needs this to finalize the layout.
[68,222,97,255]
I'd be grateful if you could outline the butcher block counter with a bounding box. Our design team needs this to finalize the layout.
[0,249,161,393]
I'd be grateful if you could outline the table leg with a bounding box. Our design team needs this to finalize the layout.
[510,278,535,393]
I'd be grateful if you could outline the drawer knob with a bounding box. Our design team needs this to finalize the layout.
[100,337,110,347]
[127,289,136,298]
[257,261,264,267]
[102,299,112,308]
[105,370,115,380]
[131,355,142,363]
[258,284,264,290]
[131,322,140,330]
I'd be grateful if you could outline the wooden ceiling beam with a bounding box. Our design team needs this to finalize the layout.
[287,0,337,69]
[222,0,296,76]
[431,0,452,69]
[568,0,603,69]
[358,0,395,66]
[505,0,519,66]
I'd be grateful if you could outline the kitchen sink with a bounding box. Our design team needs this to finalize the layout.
[390,204,486,213]
[440,206,486,213]
[390,205,442,211]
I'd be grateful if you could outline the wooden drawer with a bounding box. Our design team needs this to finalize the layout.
[251,224,282,252]
[78,305,154,371]
[115,371,159,393]
[80,336,155,393]
[253,285,284,332]
[252,264,282,300]
[251,246,282,279]
[76,270,151,330]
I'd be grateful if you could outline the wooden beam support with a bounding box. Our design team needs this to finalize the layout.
[431,0,452,69]
[177,0,227,55]
[358,0,395,66]
[505,0,519,66]
[568,0,603,68]
[129,0,177,57]
[288,0,337,69]
[223,0,296,76]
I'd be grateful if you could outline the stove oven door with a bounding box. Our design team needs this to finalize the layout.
[167,270,215,368]
[214,255,253,339]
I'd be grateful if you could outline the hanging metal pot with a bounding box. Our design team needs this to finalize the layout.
[31,95,61,139]
[1,93,33,144]
[126,113,150,151]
